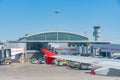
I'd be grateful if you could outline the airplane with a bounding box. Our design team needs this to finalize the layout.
[111,53,120,59]
[41,48,120,76]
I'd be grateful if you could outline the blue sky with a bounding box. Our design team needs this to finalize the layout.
[0,0,120,43]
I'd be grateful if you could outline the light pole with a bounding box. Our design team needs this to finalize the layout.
[55,10,60,43]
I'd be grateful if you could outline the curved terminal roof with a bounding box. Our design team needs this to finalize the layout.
[20,31,88,42]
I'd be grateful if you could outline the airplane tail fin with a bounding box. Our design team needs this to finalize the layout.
[91,70,96,75]
[41,48,57,64]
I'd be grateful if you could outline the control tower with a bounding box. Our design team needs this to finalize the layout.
[93,26,101,41]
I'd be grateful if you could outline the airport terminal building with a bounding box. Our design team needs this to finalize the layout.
[7,31,110,60]
[19,31,88,50]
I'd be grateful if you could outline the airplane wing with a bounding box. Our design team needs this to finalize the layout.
[52,55,107,64]
[41,48,120,76]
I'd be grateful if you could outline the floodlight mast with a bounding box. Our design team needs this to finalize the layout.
[55,10,61,44]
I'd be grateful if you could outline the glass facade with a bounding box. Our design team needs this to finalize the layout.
[25,32,88,41]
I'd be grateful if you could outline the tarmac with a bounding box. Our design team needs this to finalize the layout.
[0,63,120,80]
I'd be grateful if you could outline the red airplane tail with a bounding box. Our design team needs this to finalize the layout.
[91,69,96,75]
[41,48,57,64]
